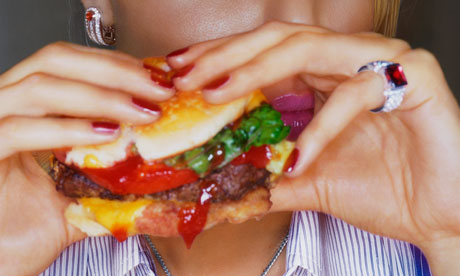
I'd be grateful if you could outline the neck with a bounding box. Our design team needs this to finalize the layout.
[148,211,292,276]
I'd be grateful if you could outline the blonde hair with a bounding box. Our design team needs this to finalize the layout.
[374,0,401,37]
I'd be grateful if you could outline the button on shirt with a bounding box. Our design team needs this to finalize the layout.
[40,211,431,276]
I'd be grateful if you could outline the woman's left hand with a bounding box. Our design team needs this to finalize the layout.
[166,21,460,272]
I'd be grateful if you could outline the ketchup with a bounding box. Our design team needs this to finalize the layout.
[112,226,128,243]
[178,181,217,248]
[82,155,199,195]
[231,145,272,168]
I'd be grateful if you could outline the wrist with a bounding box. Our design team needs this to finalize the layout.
[418,236,460,275]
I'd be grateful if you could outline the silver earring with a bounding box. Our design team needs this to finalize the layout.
[85,7,116,46]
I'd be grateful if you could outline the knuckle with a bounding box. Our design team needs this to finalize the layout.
[16,73,55,115]
[38,41,72,58]
[411,48,439,68]
[21,72,55,87]
[387,38,411,52]
[0,117,17,145]
[407,48,444,89]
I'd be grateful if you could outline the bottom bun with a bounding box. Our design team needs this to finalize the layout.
[66,187,271,239]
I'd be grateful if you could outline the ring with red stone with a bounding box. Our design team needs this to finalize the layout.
[358,61,408,113]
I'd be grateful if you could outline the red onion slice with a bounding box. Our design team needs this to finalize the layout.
[281,110,314,141]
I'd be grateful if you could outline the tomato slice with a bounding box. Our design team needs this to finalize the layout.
[53,148,70,163]
[82,155,199,195]
[231,145,272,168]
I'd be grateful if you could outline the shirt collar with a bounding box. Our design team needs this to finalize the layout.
[119,235,157,276]
[284,211,323,276]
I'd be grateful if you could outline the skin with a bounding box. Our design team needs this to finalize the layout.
[0,0,459,275]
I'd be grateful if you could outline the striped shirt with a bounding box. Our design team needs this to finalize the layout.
[40,211,432,276]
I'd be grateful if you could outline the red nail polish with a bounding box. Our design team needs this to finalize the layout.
[172,64,195,80]
[166,47,189,58]
[92,122,120,134]
[283,148,299,173]
[203,75,230,91]
[132,98,162,115]
[151,74,174,89]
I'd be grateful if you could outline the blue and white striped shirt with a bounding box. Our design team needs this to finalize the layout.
[40,211,431,276]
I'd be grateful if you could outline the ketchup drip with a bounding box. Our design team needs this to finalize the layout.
[112,226,128,243]
[231,145,272,168]
[178,181,217,249]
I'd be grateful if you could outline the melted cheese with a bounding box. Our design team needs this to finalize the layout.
[83,154,103,168]
[78,198,152,236]
[246,90,268,112]
[267,140,296,175]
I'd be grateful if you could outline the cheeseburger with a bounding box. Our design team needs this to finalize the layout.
[51,57,298,248]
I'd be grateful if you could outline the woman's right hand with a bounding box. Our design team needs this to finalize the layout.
[0,42,172,276]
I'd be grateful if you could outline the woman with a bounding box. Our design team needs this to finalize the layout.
[1,0,459,275]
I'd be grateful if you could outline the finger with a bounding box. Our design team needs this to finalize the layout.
[166,36,234,69]
[0,117,121,159]
[172,22,320,91]
[286,71,385,177]
[0,42,174,101]
[0,73,161,124]
[200,32,410,104]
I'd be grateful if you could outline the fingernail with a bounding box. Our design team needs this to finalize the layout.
[203,75,230,91]
[172,64,195,80]
[132,97,162,116]
[143,62,156,71]
[151,74,174,89]
[283,148,299,173]
[92,122,120,134]
[166,47,189,58]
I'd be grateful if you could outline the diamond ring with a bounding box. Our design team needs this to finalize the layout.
[358,61,408,113]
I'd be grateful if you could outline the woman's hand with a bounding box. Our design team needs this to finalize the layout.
[0,42,172,276]
[166,22,460,273]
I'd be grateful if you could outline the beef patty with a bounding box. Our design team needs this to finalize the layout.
[51,158,271,203]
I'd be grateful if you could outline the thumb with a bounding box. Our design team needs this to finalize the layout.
[269,170,322,213]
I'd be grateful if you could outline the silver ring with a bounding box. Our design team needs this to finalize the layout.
[358,61,408,113]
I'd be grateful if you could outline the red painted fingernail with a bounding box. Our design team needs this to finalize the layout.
[166,47,189,58]
[172,64,195,80]
[143,62,155,71]
[203,75,230,91]
[92,122,120,134]
[151,74,174,89]
[283,148,299,173]
[132,98,162,116]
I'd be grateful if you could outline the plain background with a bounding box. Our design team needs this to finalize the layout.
[1,1,459,96]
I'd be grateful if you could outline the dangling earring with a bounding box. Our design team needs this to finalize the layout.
[85,7,116,46]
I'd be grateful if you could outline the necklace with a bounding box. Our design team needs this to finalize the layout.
[144,232,289,276]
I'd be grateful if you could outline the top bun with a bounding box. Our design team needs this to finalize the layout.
[135,89,250,161]
[65,57,256,169]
